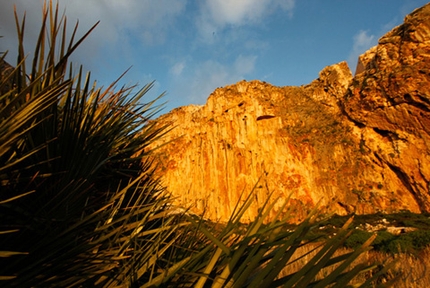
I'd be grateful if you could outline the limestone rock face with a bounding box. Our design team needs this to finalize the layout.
[343,4,430,212]
[151,4,430,222]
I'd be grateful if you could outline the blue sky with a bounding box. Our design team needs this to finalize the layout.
[1,0,429,113]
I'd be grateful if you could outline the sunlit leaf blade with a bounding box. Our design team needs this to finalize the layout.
[0,276,17,281]
[0,251,28,257]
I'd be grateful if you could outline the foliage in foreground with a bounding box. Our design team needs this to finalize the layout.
[0,2,394,287]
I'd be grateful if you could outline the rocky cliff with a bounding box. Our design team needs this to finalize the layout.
[151,4,430,222]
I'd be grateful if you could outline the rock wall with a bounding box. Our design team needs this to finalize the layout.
[343,4,430,212]
[150,4,430,222]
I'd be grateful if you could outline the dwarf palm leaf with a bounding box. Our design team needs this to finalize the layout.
[143,190,395,287]
[0,2,172,285]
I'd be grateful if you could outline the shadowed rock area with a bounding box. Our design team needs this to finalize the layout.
[151,4,430,222]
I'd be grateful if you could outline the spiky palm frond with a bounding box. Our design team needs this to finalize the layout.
[0,2,172,285]
[143,189,395,288]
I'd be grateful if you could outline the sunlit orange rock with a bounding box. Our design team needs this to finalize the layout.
[150,4,430,222]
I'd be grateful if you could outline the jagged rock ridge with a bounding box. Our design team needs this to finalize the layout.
[151,4,430,222]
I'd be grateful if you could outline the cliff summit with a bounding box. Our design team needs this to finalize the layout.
[151,4,430,222]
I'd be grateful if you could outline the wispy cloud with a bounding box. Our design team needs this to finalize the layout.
[183,54,257,104]
[167,53,257,107]
[234,54,257,75]
[347,30,377,71]
[170,61,186,76]
[196,0,295,42]
[206,0,271,26]
[0,1,186,72]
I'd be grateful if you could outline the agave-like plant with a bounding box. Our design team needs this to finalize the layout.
[146,190,397,288]
[0,1,395,287]
[0,2,174,286]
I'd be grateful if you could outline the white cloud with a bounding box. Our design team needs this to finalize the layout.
[348,30,377,71]
[275,0,295,14]
[63,0,186,45]
[206,0,269,26]
[234,54,257,75]
[186,60,228,103]
[183,54,257,104]
[170,61,186,76]
[354,30,376,49]
[196,0,295,42]
[0,1,186,69]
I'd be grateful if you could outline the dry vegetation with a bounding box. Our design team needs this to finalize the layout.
[280,243,430,287]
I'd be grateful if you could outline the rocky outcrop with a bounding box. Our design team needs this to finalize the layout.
[151,4,430,222]
[343,4,430,212]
